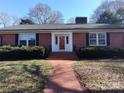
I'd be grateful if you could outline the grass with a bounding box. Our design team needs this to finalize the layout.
[74,59,124,93]
[0,60,52,93]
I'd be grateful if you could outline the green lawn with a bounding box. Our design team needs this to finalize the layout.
[0,60,52,93]
[74,59,124,93]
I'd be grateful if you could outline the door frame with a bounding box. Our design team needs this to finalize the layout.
[51,32,73,52]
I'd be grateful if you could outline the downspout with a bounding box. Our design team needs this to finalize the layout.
[121,18,124,47]
[123,31,124,48]
[0,36,3,46]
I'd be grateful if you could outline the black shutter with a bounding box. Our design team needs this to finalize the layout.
[107,32,110,46]
[15,34,18,46]
[86,33,89,46]
[0,36,2,46]
[36,33,39,46]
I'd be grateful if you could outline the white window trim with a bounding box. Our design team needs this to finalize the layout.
[18,33,36,46]
[89,32,107,46]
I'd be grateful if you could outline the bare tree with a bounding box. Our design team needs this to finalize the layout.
[0,12,20,27]
[90,0,124,23]
[28,3,63,24]
[11,16,20,26]
[0,12,10,27]
[47,11,63,24]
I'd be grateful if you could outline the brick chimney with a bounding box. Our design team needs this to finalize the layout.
[75,17,87,24]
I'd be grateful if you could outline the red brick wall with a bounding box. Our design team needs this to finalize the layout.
[73,32,124,49]
[73,33,86,49]
[0,32,123,49]
[0,34,16,45]
[109,32,124,48]
[39,33,51,47]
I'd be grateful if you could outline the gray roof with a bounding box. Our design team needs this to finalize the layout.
[0,24,124,30]
[0,24,124,33]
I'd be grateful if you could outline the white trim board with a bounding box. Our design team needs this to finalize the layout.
[51,32,73,52]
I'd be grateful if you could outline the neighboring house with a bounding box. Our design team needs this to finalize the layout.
[0,17,124,52]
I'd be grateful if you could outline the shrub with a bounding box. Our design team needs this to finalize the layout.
[78,47,124,59]
[0,46,50,60]
[22,64,40,75]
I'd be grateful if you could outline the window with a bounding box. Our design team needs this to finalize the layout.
[89,33,97,46]
[19,33,36,46]
[55,36,58,45]
[28,39,36,46]
[66,36,69,44]
[98,33,106,45]
[89,33,106,46]
[20,40,26,46]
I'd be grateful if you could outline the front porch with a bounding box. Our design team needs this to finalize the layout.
[47,52,78,60]
[51,32,73,52]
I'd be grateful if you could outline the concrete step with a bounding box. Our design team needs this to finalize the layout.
[47,52,78,60]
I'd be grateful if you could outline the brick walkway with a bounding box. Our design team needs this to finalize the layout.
[43,60,83,93]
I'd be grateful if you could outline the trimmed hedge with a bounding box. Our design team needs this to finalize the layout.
[77,47,124,59]
[0,46,50,60]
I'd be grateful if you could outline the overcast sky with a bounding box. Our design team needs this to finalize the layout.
[0,0,102,22]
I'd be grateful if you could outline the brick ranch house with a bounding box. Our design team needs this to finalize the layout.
[0,17,124,52]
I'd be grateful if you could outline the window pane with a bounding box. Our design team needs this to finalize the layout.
[89,39,97,45]
[55,36,58,45]
[19,33,36,40]
[66,36,69,44]
[20,40,26,46]
[89,33,97,46]
[98,33,105,38]
[99,39,106,45]
[28,40,35,46]
[89,33,96,38]
[98,33,106,45]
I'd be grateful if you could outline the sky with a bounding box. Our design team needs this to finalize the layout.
[0,0,102,22]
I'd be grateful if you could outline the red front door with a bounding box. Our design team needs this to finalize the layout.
[59,36,65,50]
